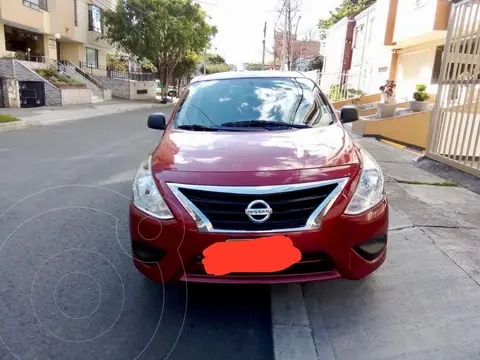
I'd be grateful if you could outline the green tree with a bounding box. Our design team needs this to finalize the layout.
[172,52,201,83]
[206,53,226,64]
[243,63,265,71]
[205,63,231,74]
[306,55,324,71]
[103,0,217,95]
[318,0,375,32]
[106,54,128,72]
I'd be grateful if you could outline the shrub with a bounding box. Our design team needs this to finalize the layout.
[14,51,25,60]
[328,85,365,103]
[413,83,429,102]
[35,67,84,87]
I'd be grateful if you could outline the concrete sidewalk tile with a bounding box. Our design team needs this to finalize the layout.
[385,182,459,228]
[388,206,414,230]
[272,325,318,360]
[422,227,480,284]
[379,162,446,184]
[271,284,310,326]
[385,227,436,255]
[398,184,480,229]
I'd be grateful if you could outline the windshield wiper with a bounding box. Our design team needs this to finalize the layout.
[177,124,220,131]
[221,120,311,129]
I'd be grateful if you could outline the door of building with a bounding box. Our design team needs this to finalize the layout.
[19,81,46,108]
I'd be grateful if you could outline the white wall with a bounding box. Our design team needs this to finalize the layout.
[321,17,348,91]
[395,40,442,101]
[350,2,392,94]
[394,0,438,44]
[129,81,156,100]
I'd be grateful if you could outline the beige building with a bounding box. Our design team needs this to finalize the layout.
[0,0,115,68]
[386,0,451,101]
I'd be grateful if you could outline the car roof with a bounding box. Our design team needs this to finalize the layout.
[191,71,308,83]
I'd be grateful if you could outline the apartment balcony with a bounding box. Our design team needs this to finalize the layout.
[391,0,451,48]
[0,0,49,33]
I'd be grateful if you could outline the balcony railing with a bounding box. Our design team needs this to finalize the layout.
[23,0,47,11]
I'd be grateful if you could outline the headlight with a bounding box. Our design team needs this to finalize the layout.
[132,156,174,219]
[345,148,385,215]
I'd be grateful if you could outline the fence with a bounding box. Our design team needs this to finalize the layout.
[426,0,480,177]
[78,62,156,82]
[317,71,369,102]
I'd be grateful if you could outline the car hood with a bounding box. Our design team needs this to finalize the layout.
[151,124,359,173]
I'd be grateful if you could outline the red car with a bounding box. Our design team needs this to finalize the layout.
[130,72,388,284]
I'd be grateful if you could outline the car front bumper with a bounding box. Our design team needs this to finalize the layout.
[129,196,388,285]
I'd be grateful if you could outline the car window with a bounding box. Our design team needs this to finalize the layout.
[173,77,335,129]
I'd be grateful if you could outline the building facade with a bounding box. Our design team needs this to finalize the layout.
[272,31,321,71]
[387,0,451,101]
[0,0,115,68]
[321,0,451,99]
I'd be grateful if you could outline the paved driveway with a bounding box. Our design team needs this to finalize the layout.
[0,108,273,360]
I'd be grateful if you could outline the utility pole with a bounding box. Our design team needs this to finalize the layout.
[203,48,207,75]
[262,21,267,67]
[280,0,288,71]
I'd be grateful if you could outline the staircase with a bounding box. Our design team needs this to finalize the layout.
[57,60,107,102]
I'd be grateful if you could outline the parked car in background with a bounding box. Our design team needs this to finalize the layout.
[130,71,388,285]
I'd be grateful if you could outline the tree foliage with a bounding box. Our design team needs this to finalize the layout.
[318,0,375,30]
[106,54,128,72]
[200,63,231,74]
[206,53,226,64]
[172,52,201,80]
[243,63,265,71]
[306,55,324,71]
[103,0,217,94]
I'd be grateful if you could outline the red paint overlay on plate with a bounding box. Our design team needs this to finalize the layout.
[202,235,301,276]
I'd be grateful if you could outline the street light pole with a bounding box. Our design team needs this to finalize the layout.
[262,21,267,67]
[281,0,288,71]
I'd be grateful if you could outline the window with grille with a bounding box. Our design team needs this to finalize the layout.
[88,4,103,33]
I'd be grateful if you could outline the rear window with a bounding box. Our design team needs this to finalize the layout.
[173,77,336,128]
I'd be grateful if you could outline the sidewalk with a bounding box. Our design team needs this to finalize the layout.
[272,135,480,360]
[0,99,173,133]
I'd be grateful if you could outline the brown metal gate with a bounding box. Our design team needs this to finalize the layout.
[426,0,480,177]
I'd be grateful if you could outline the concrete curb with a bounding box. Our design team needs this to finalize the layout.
[0,103,171,133]
[271,284,319,360]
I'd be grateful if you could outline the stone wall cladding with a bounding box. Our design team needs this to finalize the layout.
[0,59,14,78]
[13,60,62,106]
[61,89,93,106]
[94,77,131,99]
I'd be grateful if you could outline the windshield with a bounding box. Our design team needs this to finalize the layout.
[173,77,336,130]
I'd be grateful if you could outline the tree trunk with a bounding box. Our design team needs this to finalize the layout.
[162,67,169,97]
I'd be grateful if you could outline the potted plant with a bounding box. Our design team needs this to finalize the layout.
[409,84,430,112]
[377,80,396,118]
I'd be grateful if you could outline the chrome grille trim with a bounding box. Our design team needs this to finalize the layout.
[167,178,349,234]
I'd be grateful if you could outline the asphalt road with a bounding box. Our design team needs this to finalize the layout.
[0,107,273,360]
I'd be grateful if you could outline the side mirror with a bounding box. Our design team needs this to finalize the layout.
[340,106,359,124]
[148,113,166,130]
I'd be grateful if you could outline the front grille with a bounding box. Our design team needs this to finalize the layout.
[177,183,338,231]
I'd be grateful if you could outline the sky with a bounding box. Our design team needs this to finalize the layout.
[197,0,343,66]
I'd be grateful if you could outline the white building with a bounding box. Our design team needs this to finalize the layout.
[349,0,393,94]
